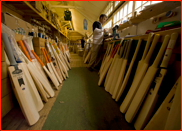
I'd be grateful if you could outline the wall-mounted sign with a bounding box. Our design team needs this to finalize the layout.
[83,19,88,30]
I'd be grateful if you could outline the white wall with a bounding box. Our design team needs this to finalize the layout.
[119,6,181,37]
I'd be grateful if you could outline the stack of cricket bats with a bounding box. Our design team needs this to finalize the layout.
[99,30,180,129]
[1,23,71,126]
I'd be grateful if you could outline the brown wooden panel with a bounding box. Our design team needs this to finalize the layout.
[1,78,12,98]
[1,62,8,80]
[1,93,14,118]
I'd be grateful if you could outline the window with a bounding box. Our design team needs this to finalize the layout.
[151,1,162,4]
[105,2,113,17]
[115,1,120,7]
[128,1,133,14]
[103,20,112,29]
[113,2,131,26]
[135,1,163,14]
[103,1,164,29]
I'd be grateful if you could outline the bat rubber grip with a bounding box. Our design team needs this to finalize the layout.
[142,33,154,60]
[31,50,44,67]
[53,44,60,54]
[41,48,49,63]
[17,40,32,62]
[23,40,36,59]
[61,45,64,53]
[1,33,17,66]
[44,49,52,62]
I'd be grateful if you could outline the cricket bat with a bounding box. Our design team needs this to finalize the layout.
[99,42,112,71]
[144,76,181,130]
[134,32,179,129]
[53,44,69,77]
[98,44,120,86]
[22,38,48,81]
[115,39,142,101]
[104,43,123,87]
[125,34,170,123]
[133,33,154,80]
[57,45,69,71]
[41,48,60,89]
[164,76,181,130]
[84,50,91,64]
[108,41,129,94]
[32,50,60,89]
[99,42,114,75]
[8,36,44,111]
[9,37,49,102]
[56,45,69,71]
[120,34,160,113]
[2,20,50,101]
[105,41,126,92]
[50,43,67,80]
[58,46,71,69]
[18,40,55,97]
[112,39,133,98]
[2,33,40,125]
[46,41,63,81]
[44,48,63,84]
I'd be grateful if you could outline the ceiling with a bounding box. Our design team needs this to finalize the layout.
[47,1,109,40]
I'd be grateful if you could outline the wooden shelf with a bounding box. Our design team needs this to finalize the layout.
[2,1,69,39]
[118,1,180,31]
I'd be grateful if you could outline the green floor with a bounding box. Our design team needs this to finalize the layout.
[42,67,134,130]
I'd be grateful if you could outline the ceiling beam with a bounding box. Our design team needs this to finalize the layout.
[51,5,83,9]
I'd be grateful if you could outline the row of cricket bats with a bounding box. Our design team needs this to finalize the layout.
[1,23,71,126]
[98,31,180,129]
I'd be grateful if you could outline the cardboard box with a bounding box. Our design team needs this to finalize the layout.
[1,62,8,80]
[1,42,6,62]
[1,93,14,118]
[1,78,12,98]
[38,54,46,65]
[35,1,42,13]
[33,37,46,47]
[3,13,38,36]
[34,47,45,55]
[3,13,17,30]
[15,33,23,41]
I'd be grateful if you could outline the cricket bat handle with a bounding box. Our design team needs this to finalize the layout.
[18,40,32,62]
[23,40,36,59]
[152,35,170,68]
[144,34,160,64]
[53,44,60,54]
[160,32,178,68]
[41,48,49,63]
[1,33,17,66]
[142,33,154,60]
[44,49,52,62]
[31,51,45,67]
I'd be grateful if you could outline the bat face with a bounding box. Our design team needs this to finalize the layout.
[8,64,40,125]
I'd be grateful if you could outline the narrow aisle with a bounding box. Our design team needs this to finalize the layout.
[42,67,134,130]
[70,52,87,68]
